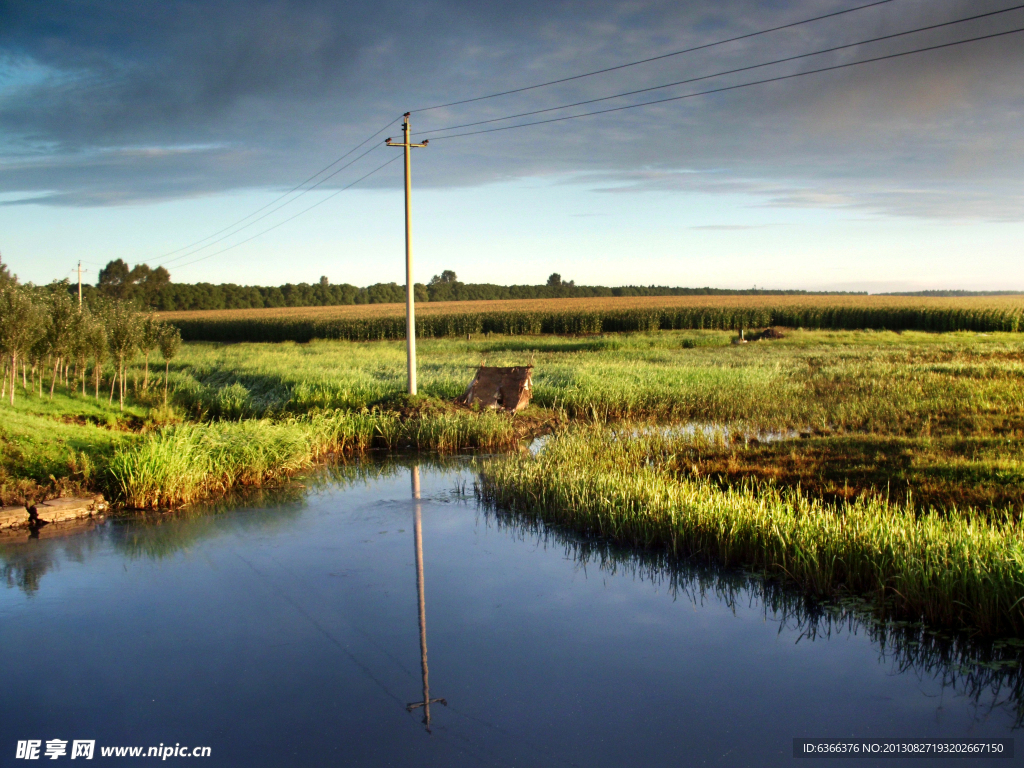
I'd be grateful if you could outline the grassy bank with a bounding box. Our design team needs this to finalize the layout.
[4,329,1024,517]
[0,377,528,509]
[479,427,1024,636]
[108,407,524,508]
[0,390,145,503]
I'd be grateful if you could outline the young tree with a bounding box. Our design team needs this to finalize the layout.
[0,284,42,405]
[44,289,77,399]
[157,323,182,407]
[69,304,94,396]
[29,318,48,397]
[139,315,161,391]
[86,316,108,400]
[106,303,141,411]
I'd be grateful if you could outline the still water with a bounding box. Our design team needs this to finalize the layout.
[1,459,1020,767]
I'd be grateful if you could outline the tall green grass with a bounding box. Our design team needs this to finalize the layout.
[479,427,1024,635]
[109,421,312,508]
[110,409,522,508]
[172,305,1024,343]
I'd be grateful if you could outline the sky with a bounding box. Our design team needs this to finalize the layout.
[1,0,1023,291]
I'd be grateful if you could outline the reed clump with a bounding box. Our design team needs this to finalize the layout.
[479,427,1024,635]
[110,408,524,508]
[109,421,312,509]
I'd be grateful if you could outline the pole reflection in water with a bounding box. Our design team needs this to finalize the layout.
[406,465,446,732]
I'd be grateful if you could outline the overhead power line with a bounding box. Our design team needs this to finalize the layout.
[169,154,402,272]
[428,24,1024,141]
[151,2,896,271]
[146,4,1023,276]
[153,116,400,265]
[413,0,897,112]
[419,4,1024,137]
[156,141,387,268]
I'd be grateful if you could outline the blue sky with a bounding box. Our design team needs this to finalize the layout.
[2,0,1023,291]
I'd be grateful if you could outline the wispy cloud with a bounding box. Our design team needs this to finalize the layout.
[689,223,778,230]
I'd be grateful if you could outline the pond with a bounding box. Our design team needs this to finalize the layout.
[1,458,1020,766]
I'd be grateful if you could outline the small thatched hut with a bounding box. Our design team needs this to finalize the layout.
[458,366,533,413]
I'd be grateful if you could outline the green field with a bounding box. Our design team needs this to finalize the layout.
[6,327,1024,506]
[164,329,1024,432]
[4,327,1024,633]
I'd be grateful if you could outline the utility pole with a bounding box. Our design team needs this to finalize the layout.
[75,261,88,307]
[386,114,428,395]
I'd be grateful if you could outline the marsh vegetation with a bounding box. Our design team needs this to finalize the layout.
[5,326,1024,507]
[480,426,1024,634]
[4,289,1024,635]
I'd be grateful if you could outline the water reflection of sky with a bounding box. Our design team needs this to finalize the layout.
[0,459,1019,767]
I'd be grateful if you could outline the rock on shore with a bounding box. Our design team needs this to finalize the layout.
[0,496,108,529]
[32,496,108,524]
[0,505,30,529]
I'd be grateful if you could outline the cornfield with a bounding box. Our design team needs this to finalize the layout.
[160,295,1024,342]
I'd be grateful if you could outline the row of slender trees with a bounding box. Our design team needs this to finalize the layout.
[0,274,182,410]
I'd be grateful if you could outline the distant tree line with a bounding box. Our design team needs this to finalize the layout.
[0,262,181,411]
[87,260,865,312]
[880,290,1024,297]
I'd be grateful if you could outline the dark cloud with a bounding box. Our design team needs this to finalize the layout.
[1,0,1023,218]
